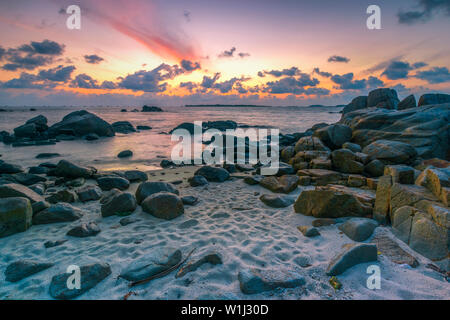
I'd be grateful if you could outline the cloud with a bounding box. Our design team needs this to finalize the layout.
[201,73,221,88]
[264,74,321,95]
[328,55,350,63]
[238,52,250,58]
[213,76,250,94]
[262,67,301,77]
[1,72,47,89]
[313,67,332,78]
[179,81,197,92]
[84,54,105,64]
[1,40,65,71]
[415,67,450,83]
[70,74,100,89]
[181,59,201,71]
[398,0,450,24]
[0,46,5,61]
[183,10,191,22]
[100,80,118,89]
[331,73,384,90]
[38,65,76,82]
[218,47,236,58]
[381,60,428,80]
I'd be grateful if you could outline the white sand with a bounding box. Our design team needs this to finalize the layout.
[0,167,448,300]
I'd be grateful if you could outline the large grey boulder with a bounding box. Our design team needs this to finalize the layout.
[342,96,368,114]
[49,262,111,299]
[33,203,82,225]
[5,259,53,282]
[52,160,95,179]
[101,192,137,217]
[418,93,450,106]
[0,197,32,238]
[48,110,115,138]
[367,88,399,109]
[97,176,130,191]
[135,181,179,204]
[326,243,378,276]
[194,166,230,182]
[313,124,352,149]
[141,192,184,220]
[119,248,181,282]
[238,268,306,294]
[362,140,417,165]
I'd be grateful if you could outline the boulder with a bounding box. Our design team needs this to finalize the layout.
[49,263,111,299]
[281,146,295,162]
[0,197,32,238]
[188,175,209,187]
[243,175,263,185]
[176,252,223,278]
[0,162,23,174]
[112,121,136,134]
[367,88,399,109]
[384,165,415,184]
[238,268,305,294]
[124,170,148,182]
[0,183,43,204]
[48,110,115,138]
[135,181,179,204]
[342,142,362,153]
[326,243,378,276]
[36,153,60,159]
[67,222,101,237]
[259,194,295,208]
[33,203,82,225]
[26,115,48,131]
[76,185,102,202]
[338,218,378,242]
[362,140,417,165]
[5,260,53,282]
[364,159,385,177]
[313,124,352,149]
[294,186,372,218]
[137,125,151,130]
[294,136,330,153]
[10,173,46,186]
[296,169,343,186]
[46,189,77,204]
[342,96,368,114]
[397,95,416,110]
[169,122,203,135]
[160,159,176,168]
[373,232,419,267]
[141,192,184,220]
[415,166,450,198]
[142,105,163,112]
[297,226,320,237]
[14,123,38,138]
[28,166,49,175]
[52,160,95,179]
[83,133,99,141]
[101,192,137,217]
[347,175,366,187]
[117,150,133,158]
[181,196,198,206]
[194,166,230,182]
[260,175,298,194]
[97,176,130,191]
[32,200,50,215]
[418,93,450,106]
[119,247,181,282]
[331,149,364,174]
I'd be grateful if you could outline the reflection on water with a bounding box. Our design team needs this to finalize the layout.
[0,105,342,170]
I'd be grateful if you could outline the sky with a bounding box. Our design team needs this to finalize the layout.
[0,0,449,106]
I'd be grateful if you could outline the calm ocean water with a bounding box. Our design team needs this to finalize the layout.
[0,105,342,171]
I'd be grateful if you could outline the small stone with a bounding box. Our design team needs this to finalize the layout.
[181,196,198,205]
[46,189,77,204]
[76,185,102,202]
[297,226,320,237]
[124,170,148,182]
[97,176,130,191]
[194,166,230,182]
[259,194,295,208]
[312,218,336,227]
[117,150,133,158]
[188,175,209,187]
[101,192,137,217]
[67,222,101,237]
[338,218,378,242]
[44,239,67,248]
[135,181,179,204]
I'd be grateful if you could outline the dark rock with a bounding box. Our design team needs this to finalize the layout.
[52,160,95,179]
[238,268,306,294]
[5,260,53,282]
[364,159,385,177]
[141,192,184,220]
[181,196,198,206]
[259,194,295,208]
[0,162,23,174]
[33,203,82,225]
[136,125,151,130]
[112,121,136,134]
[83,133,99,141]
[117,150,133,158]
[135,181,179,204]
[326,243,378,276]
[243,175,263,185]
[397,94,416,110]
[367,88,399,109]
[169,122,202,134]
[142,105,163,112]
[297,226,320,237]
[418,93,450,106]
[194,166,230,182]
[0,183,43,204]
[342,96,367,114]
[44,239,67,248]
[28,166,49,175]
[384,165,415,184]
[10,173,46,186]
[67,222,101,237]
[26,115,48,131]
[124,170,148,182]
[312,218,336,227]
[0,197,32,238]
[160,159,175,168]
[49,262,111,299]
[97,176,130,191]
[101,192,137,217]
[14,123,38,138]
[342,142,362,153]
[362,140,417,165]
[119,216,139,226]
[176,252,223,278]
[76,185,102,202]
[313,124,352,149]
[338,218,378,242]
[36,153,60,159]
[331,149,364,174]
[294,136,330,153]
[46,189,77,204]
[31,200,50,214]
[188,175,209,187]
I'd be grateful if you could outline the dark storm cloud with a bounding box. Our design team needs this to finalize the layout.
[398,0,450,24]
[2,54,53,71]
[181,59,201,71]
[70,74,100,89]
[18,40,65,55]
[38,65,76,82]
[415,67,450,83]
[84,54,105,64]
[381,60,428,80]
[328,55,350,63]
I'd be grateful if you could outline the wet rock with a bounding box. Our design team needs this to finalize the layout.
[297,226,320,237]
[364,159,385,177]
[326,243,378,276]
[119,216,139,226]
[260,175,298,194]
[363,140,417,165]
[137,125,151,130]
[26,115,48,131]
[135,181,179,204]
[194,166,230,182]
[83,133,99,141]
[338,218,378,242]
[32,200,50,214]
[120,247,182,282]
[48,110,115,138]
[160,159,175,168]
[44,239,67,248]
[76,185,102,202]
[36,153,60,159]
[243,175,263,185]
[33,203,82,225]
[49,262,111,299]
[176,252,223,278]
[28,166,49,175]
[101,192,137,217]
[5,260,53,282]
[14,123,38,138]
[342,96,367,114]
[52,160,95,179]
[46,189,77,204]
[124,170,148,182]
[112,121,136,134]
[259,194,295,208]
[67,222,101,237]
[0,183,43,204]
[65,178,85,188]
[397,94,416,110]
[0,162,23,174]
[313,124,352,149]
[141,192,184,220]
[238,268,306,294]
[10,173,47,186]
[0,197,32,238]
[117,150,133,158]
[342,142,362,153]
[97,176,130,191]
[181,196,198,206]
[188,175,209,187]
